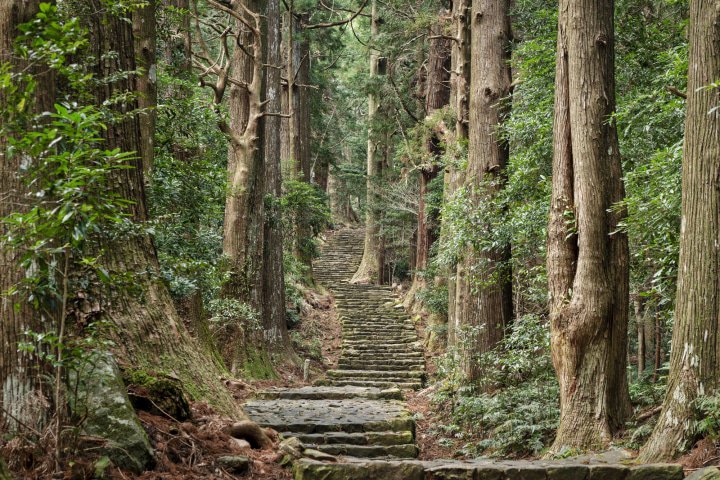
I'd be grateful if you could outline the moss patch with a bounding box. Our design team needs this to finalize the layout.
[122,369,191,421]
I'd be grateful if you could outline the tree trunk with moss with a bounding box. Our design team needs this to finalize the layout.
[352,0,385,285]
[0,0,56,433]
[639,0,719,461]
[405,18,451,313]
[547,0,631,451]
[85,1,245,415]
[454,0,512,384]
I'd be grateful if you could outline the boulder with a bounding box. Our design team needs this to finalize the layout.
[68,351,154,473]
[280,436,305,459]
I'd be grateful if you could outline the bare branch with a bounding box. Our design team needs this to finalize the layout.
[666,85,687,99]
[304,0,370,29]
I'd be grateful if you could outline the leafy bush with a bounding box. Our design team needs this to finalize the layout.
[433,315,559,457]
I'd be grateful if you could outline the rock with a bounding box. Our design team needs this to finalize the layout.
[587,464,629,480]
[546,464,589,480]
[280,436,305,458]
[686,467,720,480]
[303,448,339,462]
[216,455,250,474]
[228,420,274,449]
[68,351,153,473]
[626,464,684,480]
[231,438,252,450]
[503,463,547,480]
[425,463,479,479]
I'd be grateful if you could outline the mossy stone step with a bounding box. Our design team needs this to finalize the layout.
[305,443,419,459]
[293,458,685,480]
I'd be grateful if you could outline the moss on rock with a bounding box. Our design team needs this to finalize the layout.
[68,351,154,473]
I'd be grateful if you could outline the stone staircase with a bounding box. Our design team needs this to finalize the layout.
[244,228,423,462]
[315,229,426,390]
[244,228,688,479]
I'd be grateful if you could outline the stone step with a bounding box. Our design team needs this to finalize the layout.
[305,443,418,459]
[244,399,414,434]
[341,352,424,360]
[329,380,423,390]
[329,369,424,378]
[282,431,413,446]
[293,459,685,480]
[338,362,425,371]
[343,337,416,344]
[342,345,422,353]
[257,386,403,401]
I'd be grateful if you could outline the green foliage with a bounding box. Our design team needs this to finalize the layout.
[1,2,135,338]
[205,298,261,348]
[696,393,720,441]
[433,315,559,457]
[150,70,228,302]
[281,180,331,259]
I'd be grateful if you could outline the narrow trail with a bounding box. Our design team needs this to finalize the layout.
[246,228,686,480]
[245,228,423,460]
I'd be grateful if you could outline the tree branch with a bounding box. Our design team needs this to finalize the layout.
[304,0,370,29]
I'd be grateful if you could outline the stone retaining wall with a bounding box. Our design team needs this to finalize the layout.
[294,458,685,480]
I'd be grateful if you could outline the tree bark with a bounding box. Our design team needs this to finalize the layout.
[352,0,385,284]
[455,0,513,384]
[262,0,296,361]
[547,0,631,451]
[85,1,244,416]
[0,0,56,432]
[132,0,157,174]
[86,0,243,417]
[639,0,719,460]
[219,1,276,377]
[445,0,470,348]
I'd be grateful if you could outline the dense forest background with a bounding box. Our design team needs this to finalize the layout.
[0,0,718,477]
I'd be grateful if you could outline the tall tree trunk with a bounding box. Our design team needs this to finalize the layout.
[406,18,451,311]
[639,0,719,461]
[220,1,276,378]
[86,0,244,416]
[352,0,385,284]
[455,0,512,384]
[0,0,56,432]
[262,0,296,361]
[445,0,470,348]
[547,0,630,451]
[635,296,646,378]
[133,0,157,174]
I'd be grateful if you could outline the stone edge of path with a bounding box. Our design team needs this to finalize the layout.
[293,457,687,480]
